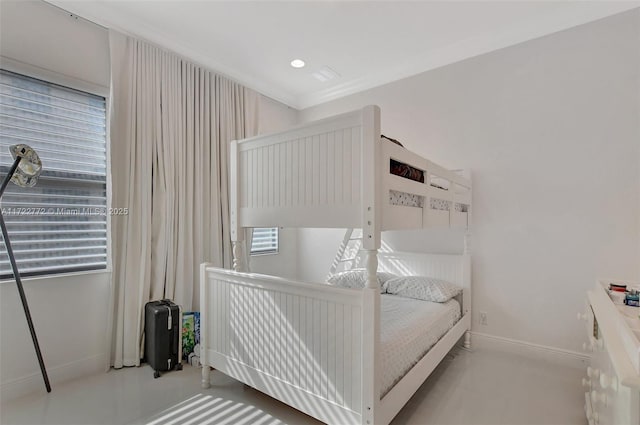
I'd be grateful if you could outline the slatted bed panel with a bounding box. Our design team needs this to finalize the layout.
[201,250,472,425]
[230,105,471,235]
[233,109,366,231]
[201,267,367,424]
[239,129,362,211]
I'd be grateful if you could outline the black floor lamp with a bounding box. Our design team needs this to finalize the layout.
[0,144,51,393]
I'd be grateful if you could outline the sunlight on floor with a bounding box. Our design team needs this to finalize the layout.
[1,341,586,425]
[144,393,284,425]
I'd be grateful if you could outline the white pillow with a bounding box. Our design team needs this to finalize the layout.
[327,269,397,293]
[383,276,461,302]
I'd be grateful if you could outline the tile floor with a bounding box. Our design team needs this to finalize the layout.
[1,341,588,425]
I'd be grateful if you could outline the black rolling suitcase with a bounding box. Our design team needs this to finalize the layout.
[144,299,183,378]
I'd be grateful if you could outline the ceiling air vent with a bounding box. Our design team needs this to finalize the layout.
[312,66,340,82]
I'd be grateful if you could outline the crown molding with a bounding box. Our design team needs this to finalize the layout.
[45,0,301,108]
[46,1,640,111]
[297,2,640,109]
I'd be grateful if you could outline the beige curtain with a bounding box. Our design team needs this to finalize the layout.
[107,30,259,368]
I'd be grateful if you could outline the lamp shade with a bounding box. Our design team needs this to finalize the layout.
[9,144,42,188]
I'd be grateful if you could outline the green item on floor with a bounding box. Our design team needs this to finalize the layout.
[182,312,196,359]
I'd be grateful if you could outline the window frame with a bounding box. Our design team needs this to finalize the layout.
[250,227,279,256]
[0,62,112,280]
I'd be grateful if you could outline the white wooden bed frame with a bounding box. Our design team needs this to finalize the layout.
[229,105,471,238]
[200,106,472,424]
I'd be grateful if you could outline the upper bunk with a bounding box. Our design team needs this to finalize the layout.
[229,105,471,250]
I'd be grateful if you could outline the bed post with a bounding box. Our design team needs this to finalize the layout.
[232,240,247,272]
[201,262,211,388]
[463,231,472,350]
[463,168,472,350]
[230,139,247,272]
[361,105,381,424]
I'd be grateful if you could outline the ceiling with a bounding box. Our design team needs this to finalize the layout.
[47,1,640,109]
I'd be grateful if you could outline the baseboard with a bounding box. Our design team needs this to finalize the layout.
[0,353,106,402]
[470,331,589,368]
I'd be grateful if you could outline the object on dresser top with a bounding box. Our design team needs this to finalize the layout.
[625,292,640,307]
[610,283,627,292]
[608,289,626,305]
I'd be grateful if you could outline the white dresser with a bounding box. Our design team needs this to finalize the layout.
[580,280,640,425]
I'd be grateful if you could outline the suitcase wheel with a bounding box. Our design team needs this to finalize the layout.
[154,370,161,379]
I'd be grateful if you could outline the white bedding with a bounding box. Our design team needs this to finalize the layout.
[380,295,461,397]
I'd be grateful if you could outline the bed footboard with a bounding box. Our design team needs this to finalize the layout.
[200,264,370,424]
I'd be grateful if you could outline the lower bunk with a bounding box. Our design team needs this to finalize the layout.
[200,252,471,425]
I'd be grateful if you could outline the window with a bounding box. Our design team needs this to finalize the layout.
[250,228,279,255]
[0,69,107,279]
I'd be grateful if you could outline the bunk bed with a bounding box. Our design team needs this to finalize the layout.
[200,105,472,425]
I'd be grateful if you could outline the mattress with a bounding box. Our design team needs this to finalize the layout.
[380,295,461,397]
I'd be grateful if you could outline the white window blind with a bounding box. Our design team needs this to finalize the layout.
[0,69,107,279]
[250,228,278,255]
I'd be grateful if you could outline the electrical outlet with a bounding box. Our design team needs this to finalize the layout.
[479,311,488,326]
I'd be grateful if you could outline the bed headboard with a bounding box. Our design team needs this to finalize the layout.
[377,251,464,284]
[378,251,471,315]
[229,106,376,238]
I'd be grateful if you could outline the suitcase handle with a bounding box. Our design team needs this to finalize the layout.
[162,301,178,355]
[160,300,173,330]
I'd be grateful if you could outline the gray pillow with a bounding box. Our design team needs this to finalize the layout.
[383,276,461,302]
[327,269,397,293]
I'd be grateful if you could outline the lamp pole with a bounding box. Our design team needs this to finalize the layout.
[0,154,51,393]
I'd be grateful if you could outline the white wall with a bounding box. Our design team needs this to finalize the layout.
[299,10,640,353]
[0,0,110,90]
[297,228,466,283]
[0,0,111,401]
[249,96,300,279]
[0,272,110,401]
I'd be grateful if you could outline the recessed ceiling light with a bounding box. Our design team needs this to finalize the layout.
[290,59,305,68]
